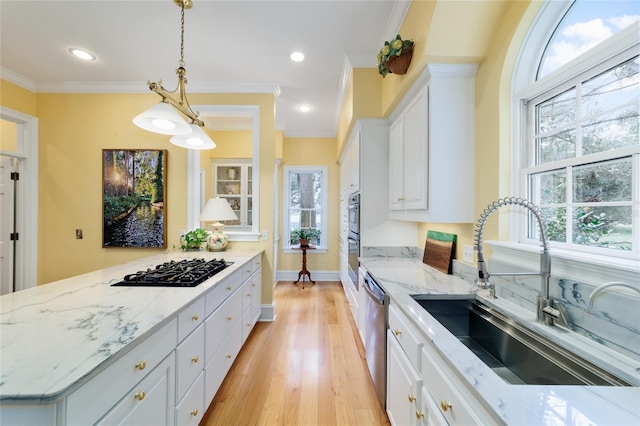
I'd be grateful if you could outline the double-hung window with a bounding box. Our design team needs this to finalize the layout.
[516,1,639,260]
[283,166,328,250]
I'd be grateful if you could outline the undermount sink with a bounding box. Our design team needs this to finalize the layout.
[411,296,632,386]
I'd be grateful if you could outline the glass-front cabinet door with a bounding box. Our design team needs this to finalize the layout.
[213,159,253,231]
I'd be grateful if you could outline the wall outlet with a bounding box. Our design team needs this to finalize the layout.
[463,245,474,264]
[75,229,83,239]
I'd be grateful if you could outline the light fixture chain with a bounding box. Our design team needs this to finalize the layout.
[179,2,185,67]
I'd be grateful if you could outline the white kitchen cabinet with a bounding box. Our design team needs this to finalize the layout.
[97,352,176,426]
[388,64,477,223]
[389,87,429,212]
[175,371,204,426]
[66,318,178,425]
[387,329,423,426]
[421,343,496,425]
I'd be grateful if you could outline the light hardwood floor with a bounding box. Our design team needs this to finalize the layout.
[200,281,391,426]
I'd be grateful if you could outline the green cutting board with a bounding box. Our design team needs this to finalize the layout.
[423,231,457,274]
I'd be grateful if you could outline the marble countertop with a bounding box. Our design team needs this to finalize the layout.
[0,249,261,403]
[360,257,640,426]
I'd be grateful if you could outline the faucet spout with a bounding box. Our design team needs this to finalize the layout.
[474,197,552,324]
[587,282,640,313]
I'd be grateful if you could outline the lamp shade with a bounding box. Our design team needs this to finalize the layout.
[170,124,216,150]
[133,102,192,135]
[199,197,237,222]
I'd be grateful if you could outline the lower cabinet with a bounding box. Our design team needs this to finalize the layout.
[175,371,205,426]
[97,352,176,426]
[387,301,497,426]
[387,330,422,426]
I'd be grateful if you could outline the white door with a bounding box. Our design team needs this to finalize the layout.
[0,156,16,294]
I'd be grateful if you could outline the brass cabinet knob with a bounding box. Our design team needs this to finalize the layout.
[252,283,256,287]
[190,409,199,416]
[246,269,251,273]
[135,361,147,371]
[394,329,402,336]
[192,314,199,321]
[440,400,452,412]
[227,316,233,321]
[226,354,232,359]
[407,394,416,403]
[226,286,232,291]
[415,410,425,419]
[134,391,146,401]
[191,356,199,364]
[247,293,251,297]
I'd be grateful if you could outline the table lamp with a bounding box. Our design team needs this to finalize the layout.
[199,197,238,251]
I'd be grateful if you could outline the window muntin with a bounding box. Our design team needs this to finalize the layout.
[523,6,638,256]
[537,0,639,78]
[283,166,328,249]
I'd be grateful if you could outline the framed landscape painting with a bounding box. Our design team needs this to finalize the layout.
[102,149,167,248]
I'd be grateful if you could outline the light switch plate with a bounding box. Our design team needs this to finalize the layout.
[463,245,474,264]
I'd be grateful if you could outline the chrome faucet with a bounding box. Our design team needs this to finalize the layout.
[587,282,640,313]
[474,197,555,325]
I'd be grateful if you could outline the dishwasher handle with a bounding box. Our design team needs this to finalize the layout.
[363,273,387,305]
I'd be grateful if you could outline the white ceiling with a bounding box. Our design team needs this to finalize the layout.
[1,0,408,137]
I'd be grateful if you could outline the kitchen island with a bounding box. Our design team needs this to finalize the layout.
[0,249,263,425]
[360,257,640,426]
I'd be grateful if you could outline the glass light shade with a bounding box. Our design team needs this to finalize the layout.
[133,102,192,135]
[170,124,216,150]
[199,197,237,251]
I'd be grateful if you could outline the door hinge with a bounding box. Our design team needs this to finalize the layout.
[10,172,19,180]
[10,233,19,241]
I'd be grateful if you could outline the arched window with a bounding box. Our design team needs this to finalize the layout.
[513,0,639,260]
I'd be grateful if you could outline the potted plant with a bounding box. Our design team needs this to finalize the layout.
[377,34,414,77]
[180,228,208,251]
[290,228,321,247]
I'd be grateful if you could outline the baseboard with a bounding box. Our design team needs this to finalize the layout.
[276,270,340,283]
[259,302,276,322]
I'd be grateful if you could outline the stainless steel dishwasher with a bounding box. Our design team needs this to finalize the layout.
[363,272,389,408]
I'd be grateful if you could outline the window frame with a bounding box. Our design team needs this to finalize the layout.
[282,165,328,253]
[506,5,640,283]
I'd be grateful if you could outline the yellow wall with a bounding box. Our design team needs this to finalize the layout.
[278,137,340,273]
[0,87,276,310]
[1,119,18,151]
[1,79,37,116]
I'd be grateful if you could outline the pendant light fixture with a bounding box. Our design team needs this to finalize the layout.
[133,0,215,150]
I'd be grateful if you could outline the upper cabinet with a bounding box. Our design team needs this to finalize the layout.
[213,159,253,232]
[389,64,478,223]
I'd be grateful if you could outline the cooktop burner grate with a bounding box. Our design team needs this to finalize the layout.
[111,258,233,287]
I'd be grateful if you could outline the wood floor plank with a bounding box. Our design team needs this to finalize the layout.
[200,281,390,426]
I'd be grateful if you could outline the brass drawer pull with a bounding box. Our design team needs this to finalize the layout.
[226,286,232,291]
[226,354,232,359]
[191,409,199,416]
[192,314,199,321]
[135,361,146,371]
[394,329,402,336]
[191,356,199,364]
[440,400,452,412]
[415,410,425,419]
[227,316,233,321]
[134,391,146,401]
[407,394,416,403]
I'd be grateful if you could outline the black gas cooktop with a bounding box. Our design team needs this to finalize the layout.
[111,258,233,288]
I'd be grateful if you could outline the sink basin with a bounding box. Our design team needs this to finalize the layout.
[411,296,631,386]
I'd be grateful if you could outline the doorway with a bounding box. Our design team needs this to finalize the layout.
[0,108,38,292]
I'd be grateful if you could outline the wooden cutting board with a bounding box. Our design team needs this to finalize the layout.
[423,231,457,274]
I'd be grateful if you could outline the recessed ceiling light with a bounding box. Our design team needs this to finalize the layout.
[290,51,305,62]
[298,105,311,113]
[68,48,96,61]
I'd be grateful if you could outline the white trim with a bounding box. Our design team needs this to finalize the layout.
[276,270,340,283]
[187,105,260,234]
[282,165,329,249]
[0,107,38,291]
[258,303,277,322]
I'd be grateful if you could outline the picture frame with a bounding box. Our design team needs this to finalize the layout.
[102,149,167,248]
